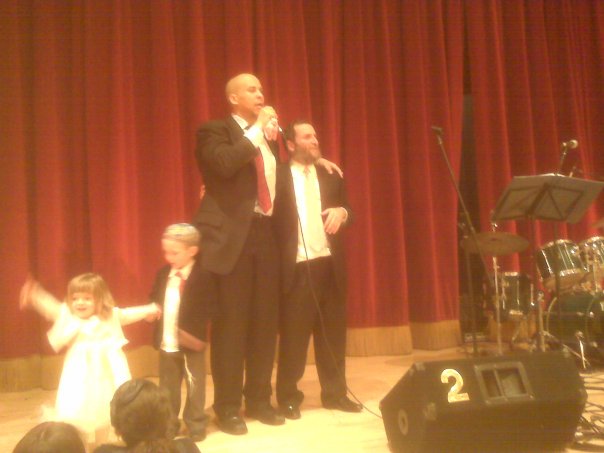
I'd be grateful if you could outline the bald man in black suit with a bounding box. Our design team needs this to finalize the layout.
[194,74,342,435]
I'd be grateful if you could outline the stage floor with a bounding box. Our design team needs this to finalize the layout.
[2,346,604,452]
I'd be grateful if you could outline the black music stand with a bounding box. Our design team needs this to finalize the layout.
[492,174,603,224]
[491,173,604,352]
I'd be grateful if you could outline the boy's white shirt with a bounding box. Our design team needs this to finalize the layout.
[161,260,194,352]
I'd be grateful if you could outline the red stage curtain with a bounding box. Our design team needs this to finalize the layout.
[466,0,604,276]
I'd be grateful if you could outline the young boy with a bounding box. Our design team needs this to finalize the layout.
[150,223,216,442]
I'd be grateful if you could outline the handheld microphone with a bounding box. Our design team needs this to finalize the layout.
[431,125,444,135]
[558,139,578,173]
[562,139,578,149]
[431,125,444,146]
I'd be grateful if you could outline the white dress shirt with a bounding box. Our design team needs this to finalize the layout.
[161,261,194,352]
[290,161,331,262]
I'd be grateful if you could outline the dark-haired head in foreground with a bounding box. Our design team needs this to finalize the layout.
[13,421,86,453]
[94,379,200,453]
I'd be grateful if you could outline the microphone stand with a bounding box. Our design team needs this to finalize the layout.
[458,220,479,356]
[432,126,496,356]
[548,140,576,351]
[557,142,570,174]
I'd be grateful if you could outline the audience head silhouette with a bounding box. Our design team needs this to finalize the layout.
[13,421,85,453]
[110,379,175,448]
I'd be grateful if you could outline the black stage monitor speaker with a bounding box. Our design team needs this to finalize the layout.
[380,351,586,453]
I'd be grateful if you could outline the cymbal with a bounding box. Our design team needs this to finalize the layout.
[592,218,604,229]
[461,232,529,256]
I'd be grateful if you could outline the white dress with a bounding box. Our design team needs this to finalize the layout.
[32,290,157,440]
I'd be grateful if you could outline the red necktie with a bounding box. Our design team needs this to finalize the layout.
[175,271,185,295]
[245,124,272,214]
[254,149,272,213]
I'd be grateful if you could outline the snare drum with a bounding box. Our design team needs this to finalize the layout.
[579,236,604,282]
[486,272,532,319]
[536,239,586,291]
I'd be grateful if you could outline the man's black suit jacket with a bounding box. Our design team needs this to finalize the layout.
[272,163,353,296]
[150,259,217,350]
[194,116,279,275]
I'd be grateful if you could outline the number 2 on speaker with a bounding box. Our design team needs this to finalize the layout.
[441,369,470,403]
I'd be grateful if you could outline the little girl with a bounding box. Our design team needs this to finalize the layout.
[19,273,161,445]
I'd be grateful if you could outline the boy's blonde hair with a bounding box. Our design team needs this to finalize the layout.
[66,273,115,319]
[162,223,200,248]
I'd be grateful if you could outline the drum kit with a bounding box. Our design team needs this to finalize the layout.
[462,218,604,365]
[431,128,604,364]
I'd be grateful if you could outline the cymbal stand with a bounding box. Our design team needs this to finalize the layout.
[490,221,503,355]
[552,223,565,351]
[528,216,546,352]
[458,221,479,357]
[521,287,543,352]
[509,284,537,351]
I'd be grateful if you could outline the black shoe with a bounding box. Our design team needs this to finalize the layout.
[322,396,363,413]
[189,430,207,442]
[215,412,248,435]
[246,403,286,425]
[279,403,301,420]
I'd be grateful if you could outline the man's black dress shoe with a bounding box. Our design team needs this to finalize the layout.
[279,403,301,420]
[246,403,286,425]
[215,412,248,435]
[322,396,363,413]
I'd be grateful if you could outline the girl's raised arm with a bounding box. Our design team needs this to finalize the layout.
[20,277,62,321]
[117,302,161,326]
